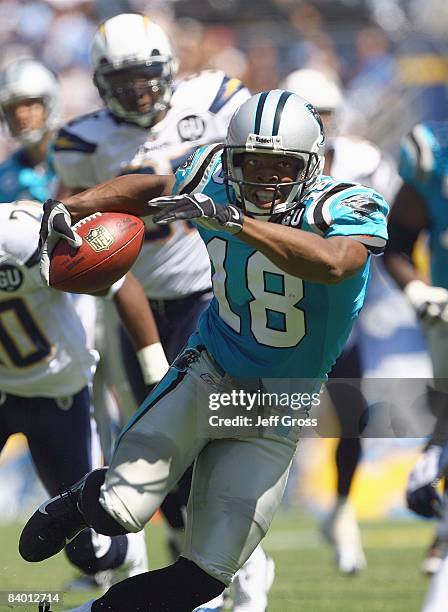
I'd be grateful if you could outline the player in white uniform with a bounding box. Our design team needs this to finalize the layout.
[0,201,96,397]
[53,20,249,311]
[52,13,271,610]
[0,56,154,471]
[0,58,166,589]
[52,14,250,411]
[281,68,400,575]
[0,199,156,587]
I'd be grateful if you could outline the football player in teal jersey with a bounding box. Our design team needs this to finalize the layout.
[21,90,388,612]
[0,59,59,203]
[384,122,448,579]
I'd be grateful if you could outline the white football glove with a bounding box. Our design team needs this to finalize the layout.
[39,198,82,286]
[404,280,448,323]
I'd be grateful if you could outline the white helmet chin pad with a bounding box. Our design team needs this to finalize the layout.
[223,90,325,219]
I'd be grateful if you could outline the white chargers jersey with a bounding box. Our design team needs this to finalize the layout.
[53,70,251,299]
[329,136,401,202]
[0,200,97,397]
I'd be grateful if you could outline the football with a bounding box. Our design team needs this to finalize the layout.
[49,212,145,293]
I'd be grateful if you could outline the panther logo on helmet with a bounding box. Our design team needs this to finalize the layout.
[305,102,325,147]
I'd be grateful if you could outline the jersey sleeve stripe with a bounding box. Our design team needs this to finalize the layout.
[307,183,356,233]
[170,149,198,173]
[54,128,97,154]
[209,76,246,114]
[178,144,223,195]
[401,135,418,172]
[410,124,435,176]
[408,131,422,175]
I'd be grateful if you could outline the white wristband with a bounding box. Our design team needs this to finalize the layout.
[404,279,429,309]
[137,342,169,385]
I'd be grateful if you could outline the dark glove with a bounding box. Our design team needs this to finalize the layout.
[150,193,244,234]
[406,445,445,518]
[39,198,82,285]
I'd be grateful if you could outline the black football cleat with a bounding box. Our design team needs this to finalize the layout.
[19,472,92,562]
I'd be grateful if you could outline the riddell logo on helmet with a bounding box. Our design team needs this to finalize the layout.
[247,134,283,148]
[254,136,274,144]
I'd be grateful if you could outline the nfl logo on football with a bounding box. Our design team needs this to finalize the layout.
[84,225,114,252]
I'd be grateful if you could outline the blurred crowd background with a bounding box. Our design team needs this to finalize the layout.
[1,0,448,161]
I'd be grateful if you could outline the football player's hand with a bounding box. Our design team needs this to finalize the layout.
[39,198,82,286]
[406,445,444,518]
[150,193,244,234]
[405,280,448,323]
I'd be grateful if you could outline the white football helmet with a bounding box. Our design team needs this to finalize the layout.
[223,90,325,219]
[91,13,177,128]
[0,59,59,146]
[280,69,343,114]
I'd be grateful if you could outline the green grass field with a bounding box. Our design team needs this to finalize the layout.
[0,512,434,611]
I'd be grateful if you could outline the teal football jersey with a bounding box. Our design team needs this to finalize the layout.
[399,121,448,288]
[173,145,389,379]
[0,150,57,203]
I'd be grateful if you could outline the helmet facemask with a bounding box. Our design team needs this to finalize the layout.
[223,139,323,220]
[223,90,326,220]
[94,58,174,128]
